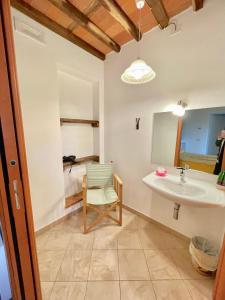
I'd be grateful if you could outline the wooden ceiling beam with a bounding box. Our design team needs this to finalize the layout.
[98,0,140,41]
[145,0,169,29]
[48,0,120,52]
[10,0,105,60]
[68,0,101,31]
[192,0,204,11]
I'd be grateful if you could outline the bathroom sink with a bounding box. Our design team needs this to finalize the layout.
[143,172,225,208]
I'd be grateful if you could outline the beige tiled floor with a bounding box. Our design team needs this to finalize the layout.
[37,209,214,300]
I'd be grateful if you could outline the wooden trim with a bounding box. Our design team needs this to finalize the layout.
[99,0,140,41]
[192,0,204,11]
[60,118,99,127]
[63,155,99,169]
[10,0,105,60]
[36,207,82,236]
[145,0,169,29]
[123,204,190,243]
[174,117,183,167]
[65,192,83,208]
[68,1,101,32]
[222,150,225,171]
[1,0,42,298]
[0,158,22,300]
[47,0,120,52]
[213,234,225,299]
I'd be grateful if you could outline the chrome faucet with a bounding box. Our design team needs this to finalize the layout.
[177,165,189,184]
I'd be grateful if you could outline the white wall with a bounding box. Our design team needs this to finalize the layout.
[59,71,95,157]
[12,9,104,230]
[58,70,100,199]
[104,0,225,245]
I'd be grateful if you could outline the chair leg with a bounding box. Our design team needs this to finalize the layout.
[83,202,87,234]
[119,201,122,226]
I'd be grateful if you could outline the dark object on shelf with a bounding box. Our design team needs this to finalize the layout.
[60,118,99,127]
[63,155,99,170]
[63,155,76,163]
[63,155,76,173]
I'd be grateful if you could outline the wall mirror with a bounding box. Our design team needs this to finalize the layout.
[151,107,225,174]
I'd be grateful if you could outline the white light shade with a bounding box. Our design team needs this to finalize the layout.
[121,59,156,85]
[172,103,186,116]
[135,0,145,9]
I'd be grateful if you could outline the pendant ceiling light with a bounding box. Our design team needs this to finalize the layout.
[121,0,156,85]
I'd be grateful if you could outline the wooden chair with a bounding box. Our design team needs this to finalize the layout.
[82,163,123,234]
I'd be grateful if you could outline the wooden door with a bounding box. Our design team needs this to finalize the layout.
[214,235,225,299]
[0,0,42,299]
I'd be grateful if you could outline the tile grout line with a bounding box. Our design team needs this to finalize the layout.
[117,236,122,300]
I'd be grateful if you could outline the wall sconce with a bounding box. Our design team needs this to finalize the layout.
[136,118,140,130]
[172,100,187,117]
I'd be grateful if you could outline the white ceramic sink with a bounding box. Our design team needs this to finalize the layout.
[143,172,225,208]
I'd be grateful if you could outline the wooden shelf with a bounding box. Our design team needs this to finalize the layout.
[65,192,82,208]
[60,118,99,127]
[63,155,99,169]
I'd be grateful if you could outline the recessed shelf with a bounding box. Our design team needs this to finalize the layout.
[65,192,82,208]
[63,155,99,169]
[60,118,99,127]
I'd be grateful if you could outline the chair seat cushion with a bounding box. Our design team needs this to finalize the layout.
[87,186,118,205]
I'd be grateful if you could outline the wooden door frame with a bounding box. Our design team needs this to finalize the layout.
[0,0,42,299]
[174,117,225,170]
[174,117,183,167]
[0,157,22,300]
[214,234,225,299]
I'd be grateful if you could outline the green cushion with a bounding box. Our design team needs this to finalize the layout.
[87,187,118,205]
[86,163,113,188]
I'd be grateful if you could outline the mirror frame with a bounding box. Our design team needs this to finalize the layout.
[174,117,225,171]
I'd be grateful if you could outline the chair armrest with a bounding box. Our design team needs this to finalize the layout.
[113,174,123,186]
[82,175,87,190]
[113,174,123,202]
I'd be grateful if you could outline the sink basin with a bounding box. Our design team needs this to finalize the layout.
[143,172,225,208]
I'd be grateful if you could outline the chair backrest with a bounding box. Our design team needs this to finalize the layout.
[86,163,113,188]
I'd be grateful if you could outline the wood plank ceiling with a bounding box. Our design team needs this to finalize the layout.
[11,0,204,60]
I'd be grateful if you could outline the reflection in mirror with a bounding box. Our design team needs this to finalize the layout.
[179,107,225,174]
[152,112,178,166]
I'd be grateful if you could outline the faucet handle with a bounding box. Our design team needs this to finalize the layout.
[176,167,185,174]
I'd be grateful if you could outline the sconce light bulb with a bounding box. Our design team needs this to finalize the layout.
[173,100,187,117]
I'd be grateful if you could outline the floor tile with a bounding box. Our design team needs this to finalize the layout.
[42,230,71,250]
[50,214,83,233]
[152,280,192,300]
[36,231,50,250]
[184,279,214,300]
[38,250,65,281]
[169,249,207,279]
[68,232,94,250]
[89,250,119,280]
[120,281,156,300]
[144,250,181,280]
[138,228,165,250]
[41,282,54,300]
[50,282,86,300]
[85,281,120,300]
[56,250,92,281]
[93,228,118,249]
[118,250,150,280]
[118,229,141,249]
[120,210,139,230]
